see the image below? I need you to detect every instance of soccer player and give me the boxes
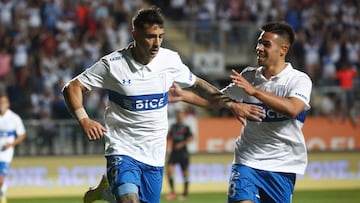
[62,6,264,203]
[0,86,26,203]
[166,110,194,201]
[177,22,312,203]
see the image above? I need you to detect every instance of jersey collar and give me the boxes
[256,63,293,81]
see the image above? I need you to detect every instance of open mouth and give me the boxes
[257,52,266,60]
[150,49,159,56]
[257,55,266,60]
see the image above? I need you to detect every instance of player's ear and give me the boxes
[131,30,136,40]
[280,44,289,57]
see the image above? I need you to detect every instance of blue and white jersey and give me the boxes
[77,46,196,166]
[222,63,312,175]
[0,110,26,163]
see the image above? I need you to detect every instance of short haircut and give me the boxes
[261,22,295,47]
[132,6,164,29]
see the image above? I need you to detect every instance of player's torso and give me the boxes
[170,124,188,142]
[105,49,180,112]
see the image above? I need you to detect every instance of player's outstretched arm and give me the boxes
[170,78,265,123]
[168,83,217,108]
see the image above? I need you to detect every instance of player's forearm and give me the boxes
[12,134,26,147]
[187,78,232,110]
[252,88,303,118]
[181,90,219,109]
[62,80,88,120]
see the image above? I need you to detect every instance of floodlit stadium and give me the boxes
[0,0,359,203]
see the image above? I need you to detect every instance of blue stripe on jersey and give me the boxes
[108,90,168,111]
[0,130,16,137]
[247,103,306,123]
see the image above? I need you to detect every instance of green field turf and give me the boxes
[8,189,360,203]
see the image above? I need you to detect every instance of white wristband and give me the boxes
[74,107,89,121]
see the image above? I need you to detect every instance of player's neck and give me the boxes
[130,46,151,65]
[262,61,286,79]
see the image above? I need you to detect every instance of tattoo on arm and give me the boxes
[186,78,233,109]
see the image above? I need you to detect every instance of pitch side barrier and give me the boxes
[6,117,360,198]
[19,115,360,156]
[7,151,360,198]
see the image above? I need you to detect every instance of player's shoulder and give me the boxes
[287,63,312,80]
[102,48,128,62]
[5,110,22,121]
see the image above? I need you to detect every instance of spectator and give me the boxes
[0,0,360,122]
[335,60,357,125]
[318,92,337,121]
[319,33,341,85]
[0,46,11,81]
[304,34,321,84]
[0,0,15,28]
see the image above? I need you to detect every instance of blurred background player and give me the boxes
[0,85,26,203]
[166,110,194,201]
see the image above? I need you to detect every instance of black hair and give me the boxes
[132,6,164,29]
[261,22,295,47]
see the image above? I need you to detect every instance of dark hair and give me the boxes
[261,22,295,47]
[132,6,164,29]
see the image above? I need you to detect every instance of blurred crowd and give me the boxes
[0,0,145,120]
[153,0,360,125]
[0,0,359,125]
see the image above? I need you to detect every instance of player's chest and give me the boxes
[0,117,16,132]
[111,68,173,94]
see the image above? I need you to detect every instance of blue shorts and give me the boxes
[106,155,164,203]
[228,164,296,203]
[0,162,9,176]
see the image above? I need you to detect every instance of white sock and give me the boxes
[0,182,7,201]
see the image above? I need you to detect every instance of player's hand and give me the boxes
[79,118,107,141]
[230,69,257,96]
[1,143,12,151]
[168,83,183,103]
[230,102,265,124]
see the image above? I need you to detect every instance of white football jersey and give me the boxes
[222,63,312,174]
[77,46,196,166]
[0,110,26,163]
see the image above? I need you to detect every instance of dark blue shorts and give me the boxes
[228,164,296,203]
[106,155,164,203]
[0,162,9,176]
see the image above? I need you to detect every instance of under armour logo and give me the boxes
[121,79,131,85]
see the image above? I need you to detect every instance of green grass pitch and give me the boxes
[8,189,360,203]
